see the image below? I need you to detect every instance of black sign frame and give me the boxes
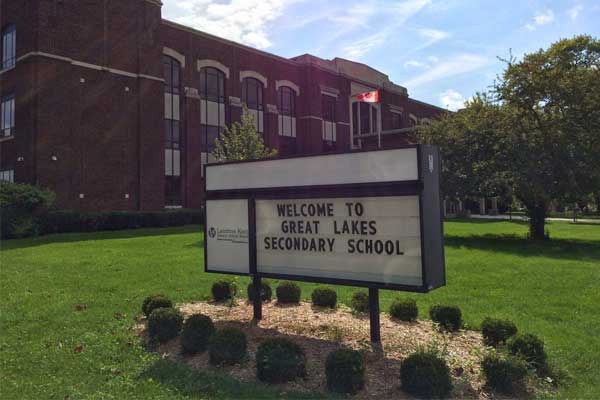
[203,144,445,294]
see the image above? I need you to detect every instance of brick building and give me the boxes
[0,0,445,211]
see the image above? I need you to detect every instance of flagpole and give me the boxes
[377,103,382,149]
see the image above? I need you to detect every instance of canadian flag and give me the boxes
[355,90,379,103]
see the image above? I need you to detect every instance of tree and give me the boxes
[421,35,600,239]
[495,35,600,238]
[211,106,277,161]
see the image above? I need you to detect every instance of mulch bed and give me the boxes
[138,300,503,398]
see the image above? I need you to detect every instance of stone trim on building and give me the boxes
[197,59,230,78]
[239,70,268,87]
[163,47,186,68]
[275,80,301,96]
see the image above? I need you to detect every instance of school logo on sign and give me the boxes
[208,227,217,238]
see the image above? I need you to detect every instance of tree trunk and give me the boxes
[528,201,547,240]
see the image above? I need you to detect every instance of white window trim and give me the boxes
[197,59,230,78]
[275,80,300,96]
[163,47,186,68]
[240,70,267,88]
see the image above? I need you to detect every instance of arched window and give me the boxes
[322,94,336,151]
[2,24,16,70]
[278,86,296,137]
[199,67,225,153]
[241,77,264,135]
[163,56,182,206]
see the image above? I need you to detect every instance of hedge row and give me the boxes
[40,209,204,234]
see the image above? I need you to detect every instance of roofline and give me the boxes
[407,97,449,113]
[162,19,300,66]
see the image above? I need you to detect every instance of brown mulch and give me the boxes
[138,301,558,399]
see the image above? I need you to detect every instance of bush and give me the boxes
[0,182,55,239]
[39,209,204,235]
[429,305,462,331]
[247,281,272,302]
[482,352,528,394]
[325,348,365,394]
[181,314,215,354]
[508,333,547,370]
[147,307,183,342]
[350,291,370,313]
[142,294,173,318]
[208,327,247,365]
[256,338,306,383]
[389,298,418,322]
[481,318,518,347]
[311,286,337,308]
[211,280,237,302]
[276,281,301,304]
[400,349,453,398]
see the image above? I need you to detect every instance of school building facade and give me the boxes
[0,0,445,211]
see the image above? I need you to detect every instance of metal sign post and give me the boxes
[369,288,381,343]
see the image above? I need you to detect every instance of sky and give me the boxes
[162,0,600,111]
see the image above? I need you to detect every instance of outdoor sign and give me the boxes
[204,145,445,293]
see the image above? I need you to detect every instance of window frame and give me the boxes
[322,94,337,149]
[163,55,183,206]
[241,77,264,134]
[1,94,15,138]
[277,86,296,138]
[2,24,16,70]
[199,67,226,153]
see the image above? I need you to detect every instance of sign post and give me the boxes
[204,145,445,343]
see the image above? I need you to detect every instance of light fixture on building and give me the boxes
[79,193,85,199]
[125,87,130,92]
[17,156,24,162]
[51,155,58,161]
[80,78,85,83]
[125,194,130,199]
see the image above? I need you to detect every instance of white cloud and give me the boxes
[525,9,555,30]
[417,28,450,48]
[164,0,296,49]
[427,55,439,63]
[404,60,428,68]
[567,5,583,20]
[403,53,489,87]
[439,89,465,111]
[342,32,387,59]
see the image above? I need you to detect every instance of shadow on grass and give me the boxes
[445,234,600,261]
[0,225,204,251]
[139,358,322,400]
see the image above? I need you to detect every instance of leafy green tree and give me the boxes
[422,35,600,239]
[211,106,277,161]
[495,35,600,238]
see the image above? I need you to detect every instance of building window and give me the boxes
[0,169,14,182]
[163,56,182,206]
[409,114,418,127]
[391,110,402,129]
[278,86,296,138]
[200,67,225,153]
[2,24,16,70]
[241,77,264,135]
[1,95,15,137]
[322,94,336,151]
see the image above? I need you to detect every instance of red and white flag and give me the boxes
[355,90,379,103]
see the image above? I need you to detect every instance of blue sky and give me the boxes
[162,0,600,110]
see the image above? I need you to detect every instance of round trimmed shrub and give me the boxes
[208,327,247,365]
[311,286,337,308]
[481,318,518,347]
[482,352,528,394]
[325,348,365,394]
[211,280,236,302]
[389,298,418,322]
[256,338,306,383]
[400,349,452,398]
[147,307,183,342]
[142,294,173,318]
[508,333,547,369]
[429,304,462,331]
[276,281,301,304]
[247,281,272,302]
[350,291,369,313]
[180,314,215,354]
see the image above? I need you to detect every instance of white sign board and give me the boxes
[256,196,423,286]
[204,146,445,292]
[205,199,249,274]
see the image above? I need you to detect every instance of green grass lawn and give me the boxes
[1,220,599,399]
